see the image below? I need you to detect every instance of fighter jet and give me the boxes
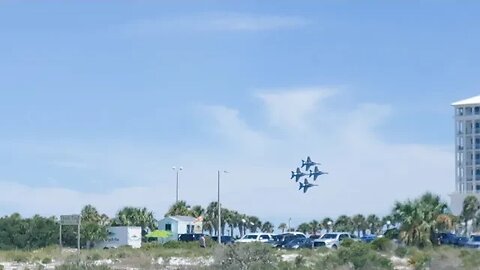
[309,166,328,181]
[299,179,318,193]
[301,156,320,171]
[291,167,307,182]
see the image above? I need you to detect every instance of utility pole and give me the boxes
[172,166,183,203]
[217,170,221,244]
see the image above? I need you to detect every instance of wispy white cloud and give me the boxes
[122,13,309,35]
[201,105,270,154]
[256,87,337,130]
[50,160,89,169]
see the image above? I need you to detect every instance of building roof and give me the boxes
[452,95,480,106]
[169,216,197,222]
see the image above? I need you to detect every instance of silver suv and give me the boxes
[313,232,357,249]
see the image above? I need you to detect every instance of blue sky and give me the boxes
[0,1,479,226]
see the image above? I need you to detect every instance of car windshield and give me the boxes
[471,235,480,242]
[243,235,257,239]
[272,235,283,241]
[321,234,338,239]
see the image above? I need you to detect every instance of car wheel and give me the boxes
[331,245,337,250]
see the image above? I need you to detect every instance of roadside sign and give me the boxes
[60,215,80,225]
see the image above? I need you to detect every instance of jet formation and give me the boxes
[290,156,328,193]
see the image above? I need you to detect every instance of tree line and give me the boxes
[1,192,480,250]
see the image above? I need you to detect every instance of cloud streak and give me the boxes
[122,13,309,35]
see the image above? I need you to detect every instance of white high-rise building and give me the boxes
[450,95,480,215]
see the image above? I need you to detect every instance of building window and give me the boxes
[466,107,473,115]
[475,107,480,115]
[477,185,480,191]
[458,108,464,116]
[165,224,172,231]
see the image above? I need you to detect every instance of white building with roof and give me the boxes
[157,215,203,242]
[451,95,480,215]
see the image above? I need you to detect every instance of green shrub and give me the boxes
[459,249,480,270]
[394,246,408,258]
[142,242,162,250]
[86,253,102,261]
[0,264,4,270]
[162,241,182,249]
[408,250,431,270]
[337,242,393,270]
[212,242,278,270]
[11,253,29,263]
[371,237,393,252]
[55,261,112,270]
[341,238,355,248]
[42,257,52,264]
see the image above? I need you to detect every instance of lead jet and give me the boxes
[309,166,328,181]
[291,167,307,182]
[299,179,318,193]
[301,156,320,171]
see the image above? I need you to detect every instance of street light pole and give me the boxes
[217,170,221,244]
[172,166,183,203]
[217,170,228,244]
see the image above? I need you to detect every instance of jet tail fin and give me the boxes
[291,171,295,179]
[301,160,306,168]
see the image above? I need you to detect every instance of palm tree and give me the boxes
[189,205,204,218]
[237,214,248,237]
[165,201,191,217]
[278,223,287,233]
[462,195,480,235]
[322,217,334,233]
[309,220,321,235]
[247,216,261,233]
[334,215,353,233]
[205,202,219,235]
[366,214,381,235]
[224,210,238,237]
[80,205,109,248]
[351,214,367,237]
[113,207,156,240]
[394,192,448,247]
[297,223,311,234]
[261,222,274,233]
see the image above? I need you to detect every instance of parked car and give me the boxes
[465,235,480,249]
[211,236,235,244]
[313,232,355,249]
[269,233,306,248]
[453,236,469,247]
[436,232,457,245]
[360,234,377,243]
[236,233,273,243]
[178,233,204,242]
[284,238,314,250]
[308,235,322,240]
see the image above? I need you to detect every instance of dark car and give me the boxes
[360,235,377,243]
[453,236,469,247]
[211,236,235,244]
[178,233,204,242]
[309,235,322,240]
[436,232,457,245]
[284,238,314,249]
[271,233,306,248]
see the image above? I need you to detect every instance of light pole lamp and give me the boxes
[327,221,333,232]
[217,170,228,244]
[172,166,183,203]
